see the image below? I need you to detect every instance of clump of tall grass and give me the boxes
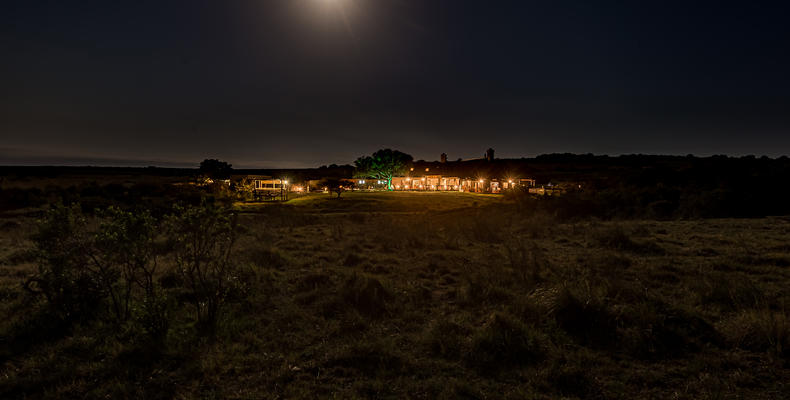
[549,285,618,348]
[323,338,405,377]
[465,312,546,372]
[696,271,767,311]
[458,261,513,306]
[343,253,364,267]
[542,356,601,399]
[463,208,513,243]
[339,274,393,317]
[719,309,789,356]
[619,298,721,360]
[503,236,546,285]
[371,215,437,250]
[295,271,333,292]
[241,246,289,270]
[248,205,317,228]
[423,318,470,360]
[593,224,664,255]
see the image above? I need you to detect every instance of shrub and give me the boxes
[92,206,161,323]
[137,295,170,346]
[23,204,103,323]
[23,203,174,347]
[0,187,46,210]
[165,201,240,335]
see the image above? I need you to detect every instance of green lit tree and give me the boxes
[354,149,413,191]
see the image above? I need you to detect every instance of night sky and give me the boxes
[2,0,789,168]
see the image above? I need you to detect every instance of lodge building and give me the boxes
[390,176,535,193]
[229,149,540,195]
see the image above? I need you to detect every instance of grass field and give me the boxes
[236,191,502,213]
[1,191,789,399]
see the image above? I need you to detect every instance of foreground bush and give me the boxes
[23,204,103,323]
[165,201,240,335]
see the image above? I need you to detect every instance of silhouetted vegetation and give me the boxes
[319,177,354,199]
[165,201,240,335]
[198,158,233,180]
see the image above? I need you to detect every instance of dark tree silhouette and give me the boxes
[320,178,354,199]
[354,149,413,190]
[199,159,233,180]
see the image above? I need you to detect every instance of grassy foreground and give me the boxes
[1,192,789,399]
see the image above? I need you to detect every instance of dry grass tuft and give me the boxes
[465,312,546,372]
[719,309,790,356]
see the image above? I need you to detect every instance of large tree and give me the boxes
[354,149,413,191]
[319,178,354,199]
[199,159,233,180]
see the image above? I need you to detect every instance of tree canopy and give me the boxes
[319,178,354,199]
[199,159,233,180]
[354,149,413,190]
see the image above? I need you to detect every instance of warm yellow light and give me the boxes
[284,180,289,185]
[479,179,484,183]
